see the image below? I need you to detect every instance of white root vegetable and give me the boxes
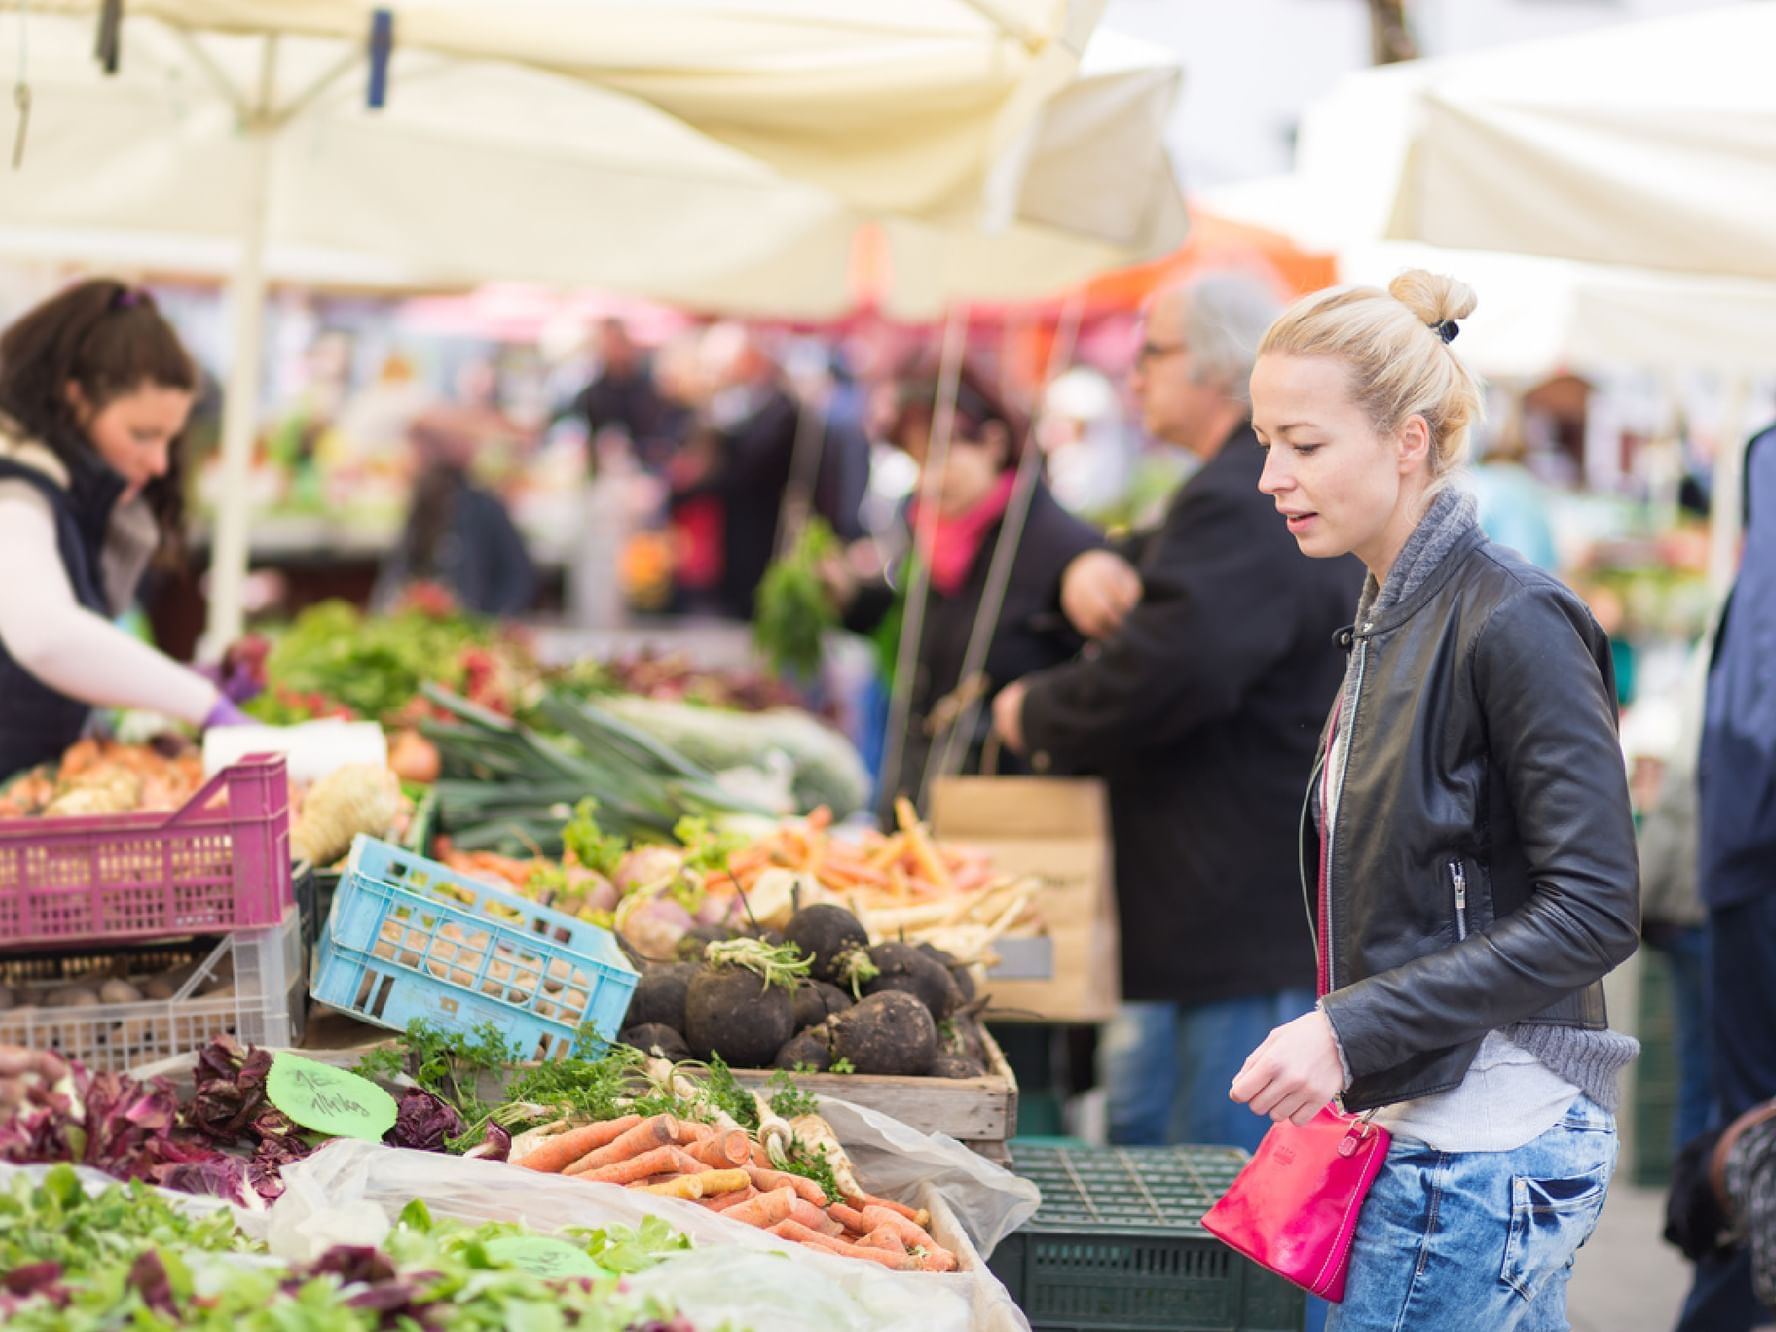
[753,1091,796,1168]
[788,1112,865,1202]
[98,980,143,1005]
[292,764,400,867]
[507,1118,572,1166]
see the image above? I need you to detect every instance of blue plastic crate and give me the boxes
[312,836,638,1060]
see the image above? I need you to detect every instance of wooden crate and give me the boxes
[735,1026,1018,1162]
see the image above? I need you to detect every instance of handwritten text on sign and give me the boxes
[266,1054,398,1141]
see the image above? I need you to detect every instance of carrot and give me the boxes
[805,806,834,832]
[638,1175,704,1200]
[863,834,906,872]
[703,1185,759,1212]
[676,1121,716,1142]
[574,1145,687,1186]
[692,1168,751,1196]
[827,1202,870,1233]
[845,1192,931,1230]
[859,1228,906,1253]
[745,1164,831,1208]
[517,1115,643,1173]
[822,857,892,888]
[750,1142,774,1169]
[720,1186,797,1229]
[768,1221,915,1271]
[789,1198,844,1236]
[563,1115,680,1174]
[685,1130,752,1169]
[860,1205,951,1265]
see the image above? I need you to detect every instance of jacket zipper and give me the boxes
[1451,859,1469,940]
[1321,642,1366,994]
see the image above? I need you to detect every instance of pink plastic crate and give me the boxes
[0,753,293,949]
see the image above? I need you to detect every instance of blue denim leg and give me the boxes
[1168,986,1317,1153]
[1327,1096,1618,1332]
[1657,924,1717,1147]
[1099,1001,1179,1146]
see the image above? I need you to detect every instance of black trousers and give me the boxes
[1678,895,1776,1332]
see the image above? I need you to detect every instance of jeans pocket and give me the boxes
[1499,1171,1609,1302]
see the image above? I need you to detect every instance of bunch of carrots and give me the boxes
[513,1111,959,1272]
[705,799,995,902]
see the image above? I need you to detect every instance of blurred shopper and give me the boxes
[991,274,1360,1153]
[654,330,726,615]
[1682,422,1776,1332]
[573,319,665,462]
[703,327,865,618]
[1635,645,1717,1154]
[1235,272,1639,1330]
[828,358,1101,810]
[0,279,249,781]
[1470,404,1560,571]
[377,406,536,618]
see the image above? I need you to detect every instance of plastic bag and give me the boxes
[273,1138,1028,1331]
[818,1094,1040,1256]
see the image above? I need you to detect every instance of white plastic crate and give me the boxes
[0,906,307,1073]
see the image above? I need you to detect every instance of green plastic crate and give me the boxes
[989,1145,1305,1331]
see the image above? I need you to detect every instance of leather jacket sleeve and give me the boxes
[1319,584,1641,1079]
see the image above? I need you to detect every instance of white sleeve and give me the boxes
[0,488,221,725]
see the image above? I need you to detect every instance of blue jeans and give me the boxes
[1100,988,1316,1153]
[1645,921,1717,1150]
[1327,1095,1618,1332]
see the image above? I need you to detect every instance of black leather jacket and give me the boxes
[1311,527,1640,1112]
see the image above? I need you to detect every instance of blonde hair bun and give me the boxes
[1387,270,1478,328]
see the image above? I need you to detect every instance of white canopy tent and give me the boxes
[0,1,1184,647]
[1292,2,1776,281]
[1207,169,1775,593]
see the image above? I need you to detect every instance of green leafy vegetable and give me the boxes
[765,1070,819,1122]
[754,519,839,678]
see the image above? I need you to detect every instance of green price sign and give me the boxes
[266,1054,398,1141]
[483,1236,602,1280]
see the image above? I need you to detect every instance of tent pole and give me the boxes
[918,287,1085,804]
[199,35,278,659]
[876,304,968,820]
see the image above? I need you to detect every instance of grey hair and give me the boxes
[1167,272,1284,407]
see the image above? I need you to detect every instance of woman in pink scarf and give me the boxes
[829,358,1105,821]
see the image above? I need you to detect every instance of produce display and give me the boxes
[436,799,1036,975]
[0,1164,696,1330]
[354,1022,964,1274]
[550,651,811,714]
[0,739,204,818]
[240,598,534,727]
[421,687,778,855]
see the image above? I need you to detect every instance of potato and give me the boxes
[372,940,396,962]
[98,979,143,1005]
[50,986,99,1008]
[141,976,177,1000]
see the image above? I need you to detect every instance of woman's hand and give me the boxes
[1229,1010,1347,1126]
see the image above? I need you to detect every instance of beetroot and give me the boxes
[862,942,962,1021]
[684,962,795,1068]
[784,905,870,986]
[828,990,937,1076]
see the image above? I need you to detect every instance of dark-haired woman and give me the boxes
[827,360,1104,812]
[0,279,244,781]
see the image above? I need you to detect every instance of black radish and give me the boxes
[828,990,937,1076]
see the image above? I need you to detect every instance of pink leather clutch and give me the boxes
[1200,1105,1391,1303]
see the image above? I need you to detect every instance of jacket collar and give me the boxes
[1353,489,1485,638]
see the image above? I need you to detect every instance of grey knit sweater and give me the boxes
[1327,488,1638,1115]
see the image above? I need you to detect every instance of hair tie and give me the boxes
[1430,318,1459,344]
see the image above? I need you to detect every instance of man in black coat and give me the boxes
[993,273,1362,1151]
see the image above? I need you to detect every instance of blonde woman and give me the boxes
[1229,271,1639,1329]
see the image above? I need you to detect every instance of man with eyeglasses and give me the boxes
[992,271,1362,1152]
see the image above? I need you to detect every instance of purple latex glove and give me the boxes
[203,696,252,729]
